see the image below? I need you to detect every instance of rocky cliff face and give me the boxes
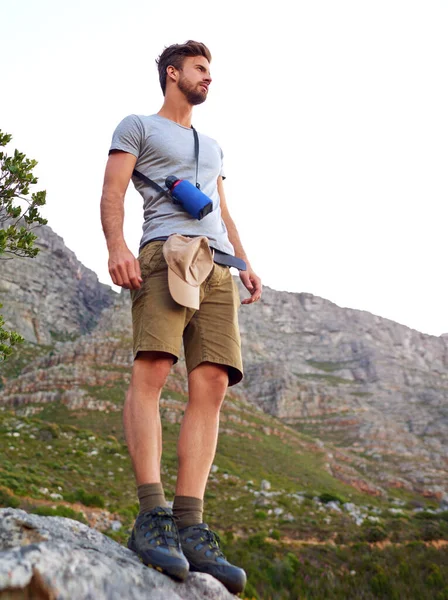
[236,286,448,496]
[0,225,114,344]
[1,230,447,498]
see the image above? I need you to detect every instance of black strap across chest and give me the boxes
[133,125,200,193]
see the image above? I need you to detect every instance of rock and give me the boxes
[342,503,366,526]
[290,494,305,504]
[326,501,342,512]
[211,465,219,473]
[254,496,271,508]
[261,480,271,491]
[0,508,235,600]
[388,508,404,515]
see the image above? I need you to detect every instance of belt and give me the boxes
[145,236,247,271]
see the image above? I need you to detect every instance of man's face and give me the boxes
[176,56,212,105]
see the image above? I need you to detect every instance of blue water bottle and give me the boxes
[165,176,213,220]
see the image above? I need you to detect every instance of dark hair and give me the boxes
[156,40,212,95]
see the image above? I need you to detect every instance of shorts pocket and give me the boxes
[139,242,164,279]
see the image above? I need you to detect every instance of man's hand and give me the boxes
[108,246,142,290]
[239,268,262,305]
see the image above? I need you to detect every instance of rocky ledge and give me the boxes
[0,508,235,600]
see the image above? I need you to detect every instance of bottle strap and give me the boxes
[132,169,167,194]
[191,125,200,189]
[133,124,200,191]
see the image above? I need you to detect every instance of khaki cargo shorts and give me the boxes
[130,241,243,386]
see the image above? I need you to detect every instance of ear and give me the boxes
[166,65,178,83]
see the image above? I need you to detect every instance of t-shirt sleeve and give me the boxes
[219,147,226,180]
[109,114,143,158]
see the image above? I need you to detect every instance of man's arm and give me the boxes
[217,176,262,304]
[100,151,142,290]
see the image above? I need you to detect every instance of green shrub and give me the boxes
[0,488,20,508]
[248,532,267,549]
[370,565,397,598]
[242,580,259,599]
[427,564,445,588]
[117,505,138,520]
[406,541,426,550]
[398,560,411,582]
[224,530,234,544]
[254,510,267,520]
[390,530,402,543]
[334,532,347,544]
[416,511,441,520]
[416,511,448,522]
[270,529,281,540]
[319,492,345,505]
[37,423,60,439]
[32,505,86,524]
[64,489,105,508]
[420,522,442,541]
[362,525,388,543]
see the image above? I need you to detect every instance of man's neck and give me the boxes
[158,97,193,128]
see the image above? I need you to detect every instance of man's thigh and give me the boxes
[183,265,243,386]
[131,242,188,362]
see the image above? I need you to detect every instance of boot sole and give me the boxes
[128,539,189,581]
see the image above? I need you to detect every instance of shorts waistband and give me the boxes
[143,236,247,271]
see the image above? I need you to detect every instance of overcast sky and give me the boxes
[2,0,447,337]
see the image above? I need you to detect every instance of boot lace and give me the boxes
[140,507,179,547]
[193,527,226,559]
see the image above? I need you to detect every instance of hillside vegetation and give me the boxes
[1,377,447,599]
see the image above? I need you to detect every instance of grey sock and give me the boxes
[138,482,167,515]
[173,495,204,530]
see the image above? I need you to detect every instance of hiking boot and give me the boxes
[179,523,246,594]
[128,506,189,581]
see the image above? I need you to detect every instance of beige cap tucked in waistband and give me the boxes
[162,234,214,310]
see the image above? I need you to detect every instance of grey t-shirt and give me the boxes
[109,114,234,255]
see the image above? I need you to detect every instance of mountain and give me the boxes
[0,224,114,344]
[1,225,447,500]
[236,287,448,498]
[1,225,448,599]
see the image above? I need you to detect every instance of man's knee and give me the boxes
[190,362,229,396]
[131,351,174,391]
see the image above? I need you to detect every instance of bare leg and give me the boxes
[175,362,228,498]
[123,351,173,485]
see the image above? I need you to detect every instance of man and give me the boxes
[100,40,262,595]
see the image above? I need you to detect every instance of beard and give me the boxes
[177,74,207,106]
